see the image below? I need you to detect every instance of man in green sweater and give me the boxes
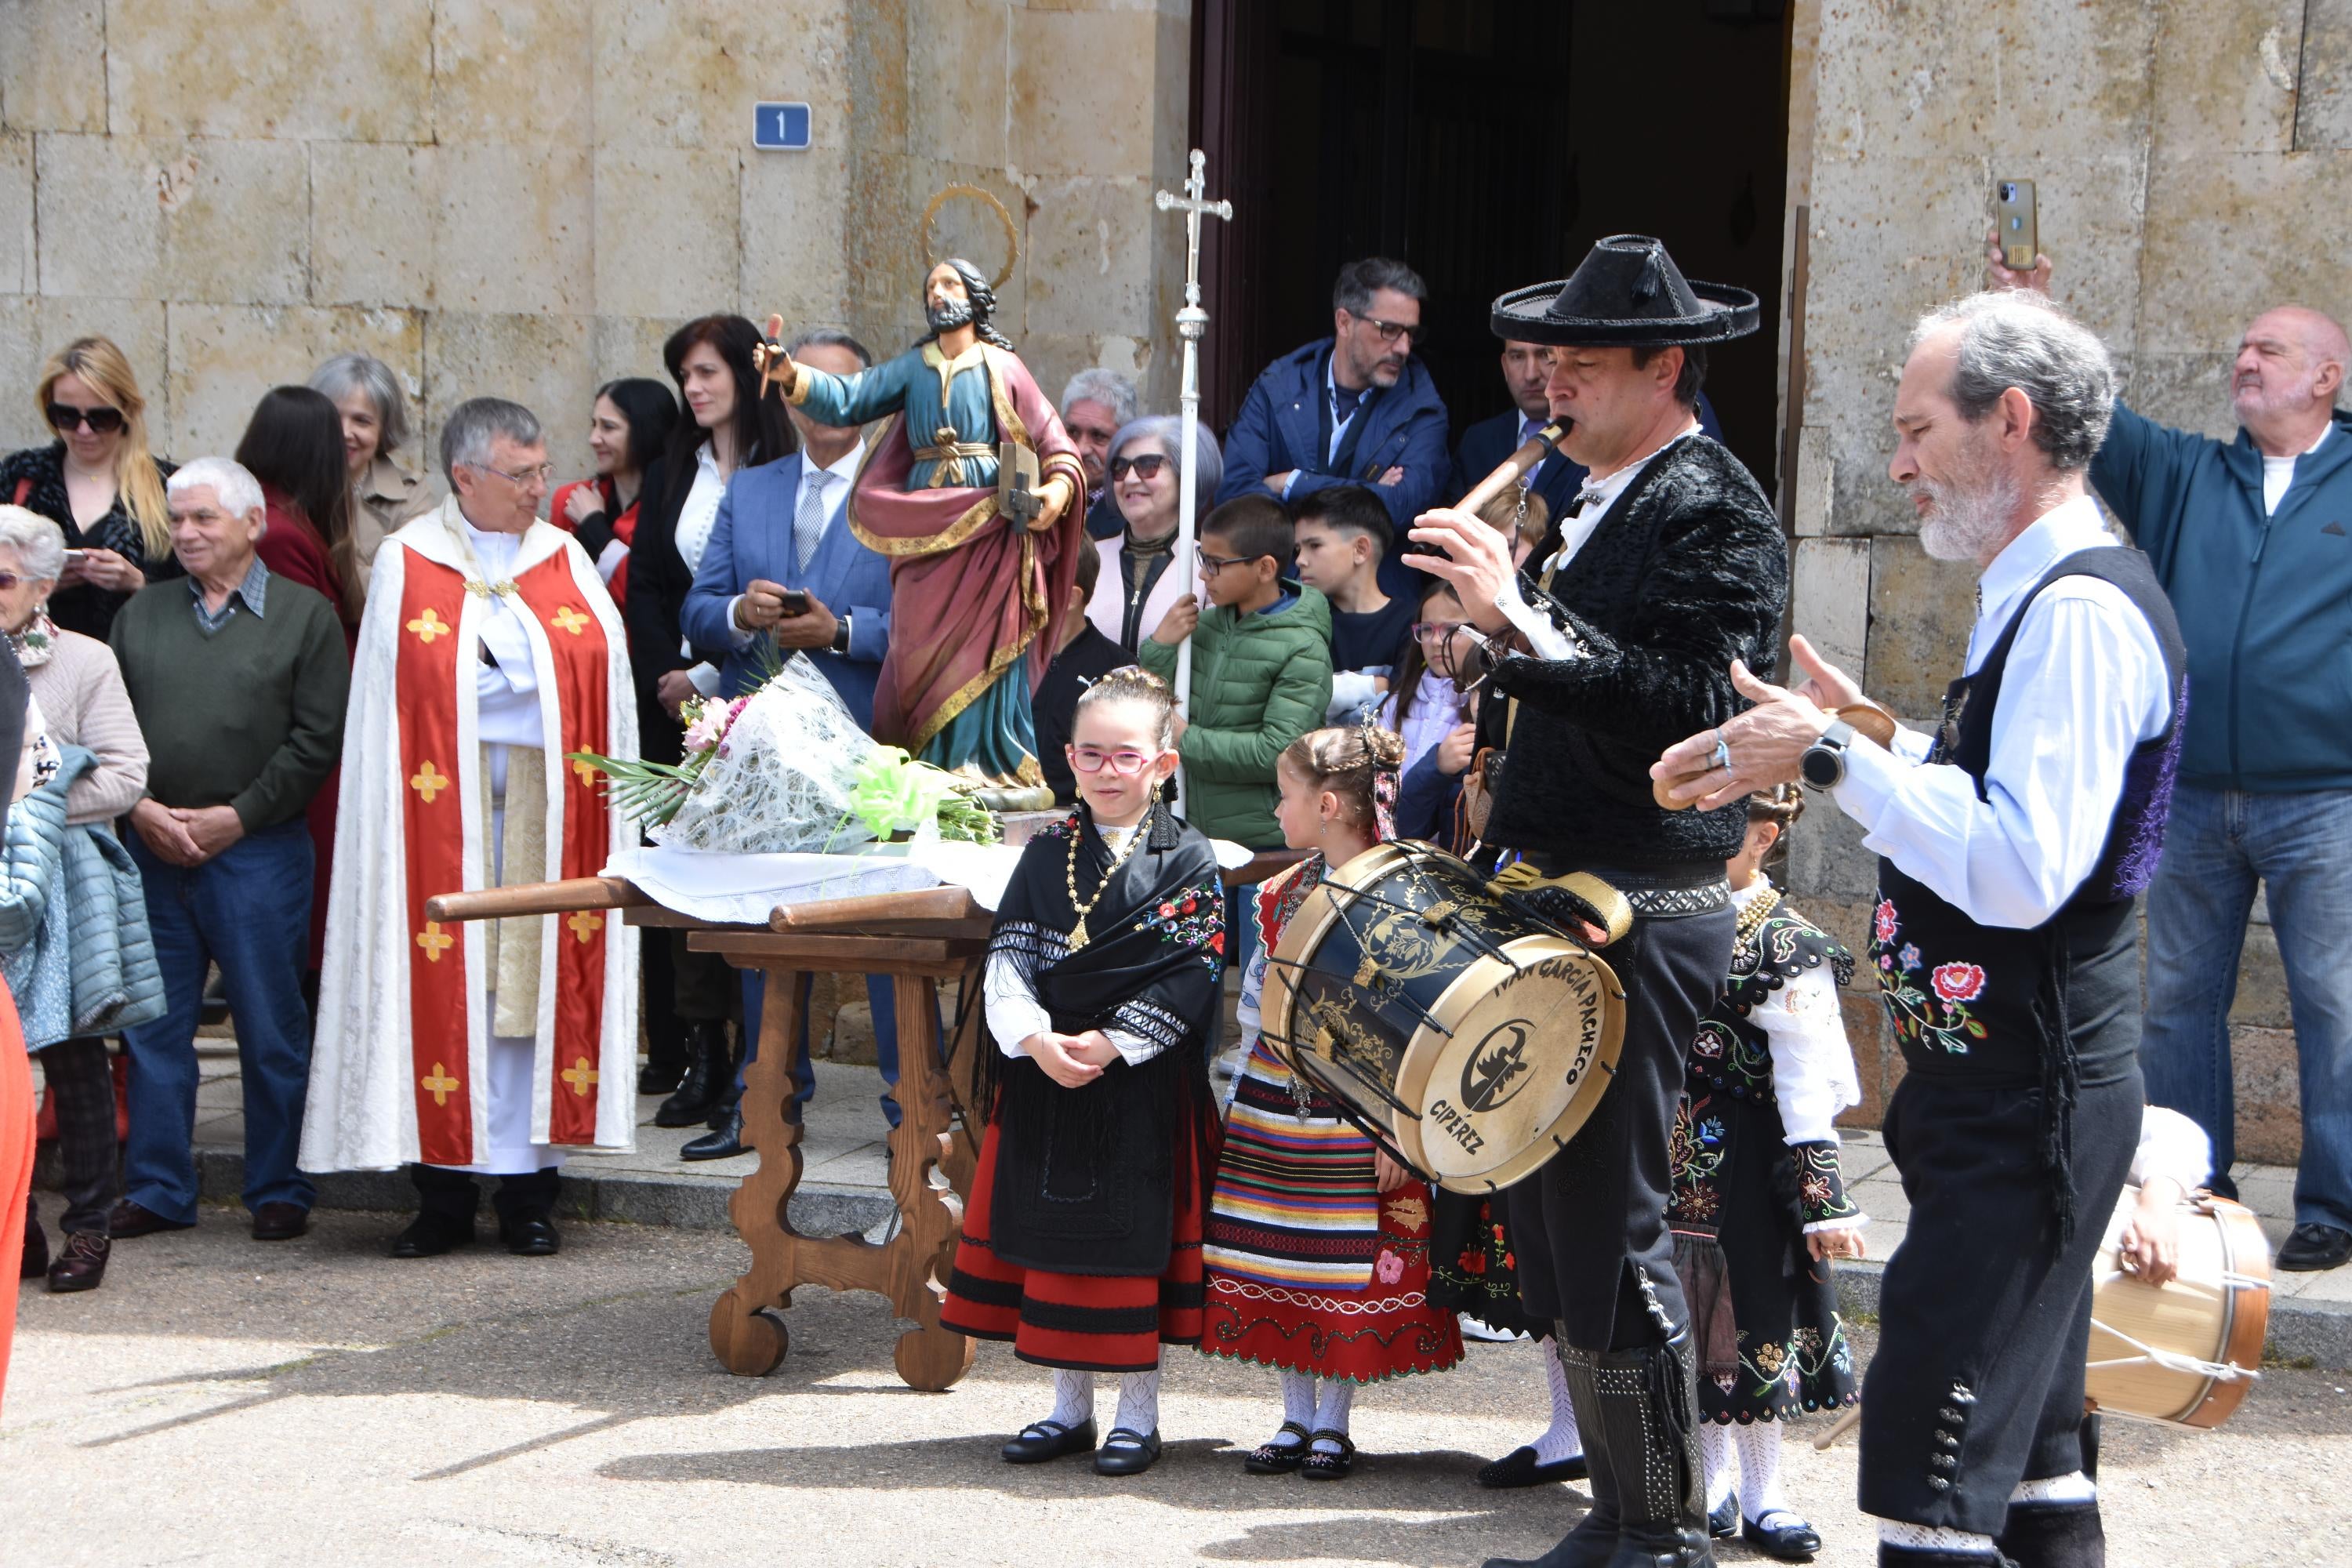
[1140,493,1333,978]
[107,456,348,1246]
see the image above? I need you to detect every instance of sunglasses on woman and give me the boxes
[1109,453,1167,481]
[47,402,125,435]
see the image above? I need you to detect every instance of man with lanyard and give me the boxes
[1410,234,1786,1568]
[1658,289,2184,1568]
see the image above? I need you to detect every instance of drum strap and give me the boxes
[1486,863,1635,947]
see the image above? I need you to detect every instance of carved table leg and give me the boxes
[880,971,975,1391]
[711,965,806,1376]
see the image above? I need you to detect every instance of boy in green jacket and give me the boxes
[1140,495,1334,974]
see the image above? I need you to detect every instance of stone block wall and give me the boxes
[1782,0,2326,1164]
[0,0,1193,481]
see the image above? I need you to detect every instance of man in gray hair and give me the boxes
[303,397,639,1263]
[1654,290,2187,1567]
[1059,367,1136,538]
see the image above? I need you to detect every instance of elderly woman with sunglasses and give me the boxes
[0,338,179,641]
[0,506,160,1294]
[1084,414,1223,655]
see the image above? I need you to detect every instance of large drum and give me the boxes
[2085,1189,2270,1428]
[1261,842,1624,1195]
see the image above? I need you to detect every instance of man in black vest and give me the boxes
[1658,289,2186,1568]
[1411,235,1787,1568]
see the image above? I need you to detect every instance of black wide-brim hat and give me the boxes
[1491,234,1761,347]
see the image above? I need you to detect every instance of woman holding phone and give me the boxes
[0,339,178,641]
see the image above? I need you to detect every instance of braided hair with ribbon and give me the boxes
[1279,720,1406,844]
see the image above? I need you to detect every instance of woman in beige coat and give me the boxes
[308,353,437,593]
[0,506,148,1292]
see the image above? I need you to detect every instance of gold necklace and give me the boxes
[1065,815,1148,950]
[1733,884,1781,950]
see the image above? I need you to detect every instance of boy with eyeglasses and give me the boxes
[1292,484,1415,722]
[1140,495,1332,978]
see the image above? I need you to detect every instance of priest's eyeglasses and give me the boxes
[1068,746,1163,776]
[481,461,556,488]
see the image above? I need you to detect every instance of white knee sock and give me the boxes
[1111,1365,1160,1436]
[1734,1420,1789,1523]
[1270,1369,1316,1445]
[2011,1469,2096,1505]
[1532,1337,1585,1464]
[1877,1519,1999,1555]
[1048,1367,1094,1428]
[1700,1422,1737,1512]
[1311,1377,1356,1453]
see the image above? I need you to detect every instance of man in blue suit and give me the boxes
[1449,338,1724,526]
[680,328,906,1158]
[1215,257,1450,597]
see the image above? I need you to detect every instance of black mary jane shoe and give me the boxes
[1741,1512,1822,1562]
[1001,1417,1098,1465]
[1243,1421,1312,1475]
[1298,1429,1356,1481]
[1476,1444,1589,1488]
[1094,1427,1163,1476]
[1708,1496,1739,1540]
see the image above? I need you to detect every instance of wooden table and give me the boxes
[427,851,1302,1392]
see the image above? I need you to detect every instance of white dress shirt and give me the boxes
[1831,493,2172,930]
[985,819,1157,1065]
[726,438,867,650]
[2129,1105,2212,1192]
[2261,423,2330,515]
[675,444,729,696]
[1494,422,1702,659]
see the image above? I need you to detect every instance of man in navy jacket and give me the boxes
[1994,239,2352,1273]
[1216,256,1450,597]
[679,328,908,1158]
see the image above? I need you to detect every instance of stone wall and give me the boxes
[1782,0,2326,1162]
[0,0,1194,481]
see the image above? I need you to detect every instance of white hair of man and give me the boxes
[439,397,544,485]
[1061,368,1138,426]
[0,506,67,581]
[167,456,267,526]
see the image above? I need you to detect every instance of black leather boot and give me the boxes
[1481,1337,1624,1568]
[1584,1327,1713,1568]
[1994,1501,2103,1568]
[654,1019,731,1127]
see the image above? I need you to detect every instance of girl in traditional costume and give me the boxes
[1200,723,1465,1480]
[1669,786,1867,1562]
[939,667,1226,1478]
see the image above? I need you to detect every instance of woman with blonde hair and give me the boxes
[0,337,176,640]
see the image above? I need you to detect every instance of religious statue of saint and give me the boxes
[756,259,1086,793]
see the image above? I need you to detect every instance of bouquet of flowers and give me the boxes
[572,651,997,852]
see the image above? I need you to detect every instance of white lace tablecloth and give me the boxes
[604,838,1256,927]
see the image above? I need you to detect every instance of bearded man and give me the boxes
[754,260,1085,793]
[1658,289,2185,1568]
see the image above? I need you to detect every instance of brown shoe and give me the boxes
[107,1200,195,1239]
[251,1203,309,1241]
[47,1231,109,1292]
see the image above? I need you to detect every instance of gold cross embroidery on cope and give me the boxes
[415,920,456,961]
[570,757,599,785]
[566,910,604,943]
[561,1056,598,1096]
[420,1063,459,1106]
[408,760,449,803]
[405,607,451,644]
[550,604,590,636]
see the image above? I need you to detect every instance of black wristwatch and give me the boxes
[1800,719,1856,792]
[830,614,853,655]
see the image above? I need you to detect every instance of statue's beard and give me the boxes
[927,296,977,334]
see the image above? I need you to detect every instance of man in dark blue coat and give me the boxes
[1215,256,1450,596]
[1450,338,1725,526]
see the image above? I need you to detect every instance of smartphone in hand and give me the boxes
[1996,180,2038,270]
[779,588,811,617]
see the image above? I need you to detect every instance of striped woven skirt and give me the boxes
[1200,1040,1464,1381]
[940,1110,1208,1374]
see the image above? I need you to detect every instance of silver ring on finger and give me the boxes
[1710,731,1732,774]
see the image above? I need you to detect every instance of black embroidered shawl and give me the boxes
[982,800,1225,1276]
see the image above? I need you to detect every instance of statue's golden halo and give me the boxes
[920,183,1019,290]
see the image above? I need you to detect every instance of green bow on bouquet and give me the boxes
[848,746,999,844]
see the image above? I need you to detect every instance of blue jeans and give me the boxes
[2142,784,2352,1232]
[122,822,318,1222]
[742,972,918,1128]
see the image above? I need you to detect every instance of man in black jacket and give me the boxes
[1412,235,1785,1568]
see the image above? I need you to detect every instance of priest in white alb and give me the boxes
[303,397,638,1259]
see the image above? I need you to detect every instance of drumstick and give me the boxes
[1813,1406,1861,1450]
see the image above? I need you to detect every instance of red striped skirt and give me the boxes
[941,1115,1208,1374]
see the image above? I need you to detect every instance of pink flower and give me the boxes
[1374,1250,1404,1285]
[681,707,728,753]
[1873,899,1899,945]
[1931,962,1986,1005]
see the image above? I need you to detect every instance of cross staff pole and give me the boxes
[1154,150,1231,810]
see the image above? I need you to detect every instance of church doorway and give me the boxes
[1191,0,1793,494]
